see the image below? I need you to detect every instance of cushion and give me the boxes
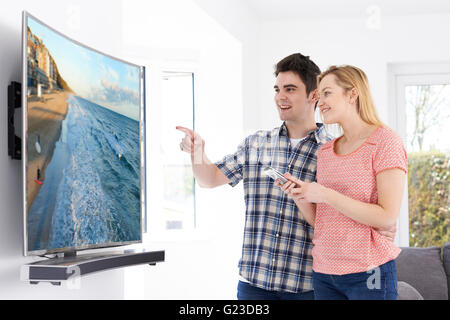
[396,246,448,300]
[397,281,424,300]
[443,242,450,299]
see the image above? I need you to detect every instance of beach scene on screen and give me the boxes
[26,17,142,252]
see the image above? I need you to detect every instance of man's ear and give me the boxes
[308,89,319,105]
[308,89,319,111]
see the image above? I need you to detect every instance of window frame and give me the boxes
[160,70,197,232]
[388,62,450,247]
[144,62,206,243]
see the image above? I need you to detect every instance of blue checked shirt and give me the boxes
[215,123,332,293]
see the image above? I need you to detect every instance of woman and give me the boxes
[276,65,407,300]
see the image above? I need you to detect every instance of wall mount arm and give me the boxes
[8,81,22,160]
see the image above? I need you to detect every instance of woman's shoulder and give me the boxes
[318,138,337,153]
[368,126,405,150]
[378,126,401,137]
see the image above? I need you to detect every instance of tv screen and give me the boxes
[22,12,145,256]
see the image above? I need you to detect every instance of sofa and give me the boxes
[396,242,450,300]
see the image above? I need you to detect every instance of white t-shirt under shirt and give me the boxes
[290,136,307,152]
[290,137,303,148]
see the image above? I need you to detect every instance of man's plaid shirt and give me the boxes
[215,123,332,293]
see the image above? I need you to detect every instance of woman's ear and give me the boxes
[349,88,358,104]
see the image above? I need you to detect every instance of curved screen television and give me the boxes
[21,12,146,256]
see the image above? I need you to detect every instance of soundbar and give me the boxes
[21,249,165,285]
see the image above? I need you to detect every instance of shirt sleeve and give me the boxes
[373,129,407,176]
[214,137,248,187]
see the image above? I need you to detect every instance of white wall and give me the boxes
[119,0,248,299]
[255,12,450,131]
[193,0,261,135]
[0,0,126,299]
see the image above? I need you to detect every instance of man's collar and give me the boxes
[279,122,289,136]
[279,122,327,143]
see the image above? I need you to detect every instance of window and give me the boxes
[393,69,450,248]
[160,71,196,231]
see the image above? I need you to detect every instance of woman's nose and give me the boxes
[317,97,324,107]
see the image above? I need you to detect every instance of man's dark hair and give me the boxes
[274,53,321,95]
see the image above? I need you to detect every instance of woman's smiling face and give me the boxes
[317,73,353,124]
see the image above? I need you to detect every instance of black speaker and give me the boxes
[7,81,21,160]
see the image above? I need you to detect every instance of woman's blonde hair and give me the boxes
[317,65,384,127]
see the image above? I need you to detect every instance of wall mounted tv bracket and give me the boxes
[8,81,22,160]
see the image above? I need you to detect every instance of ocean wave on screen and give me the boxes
[47,95,141,250]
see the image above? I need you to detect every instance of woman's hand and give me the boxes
[275,173,327,204]
[275,174,302,201]
[274,173,319,227]
[374,224,397,243]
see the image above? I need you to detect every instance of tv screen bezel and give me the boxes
[22,11,146,256]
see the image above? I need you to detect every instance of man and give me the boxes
[177,53,393,300]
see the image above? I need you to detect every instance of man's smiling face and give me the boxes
[274,71,311,123]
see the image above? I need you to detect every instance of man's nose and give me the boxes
[275,91,287,101]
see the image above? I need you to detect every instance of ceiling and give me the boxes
[242,0,450,21]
